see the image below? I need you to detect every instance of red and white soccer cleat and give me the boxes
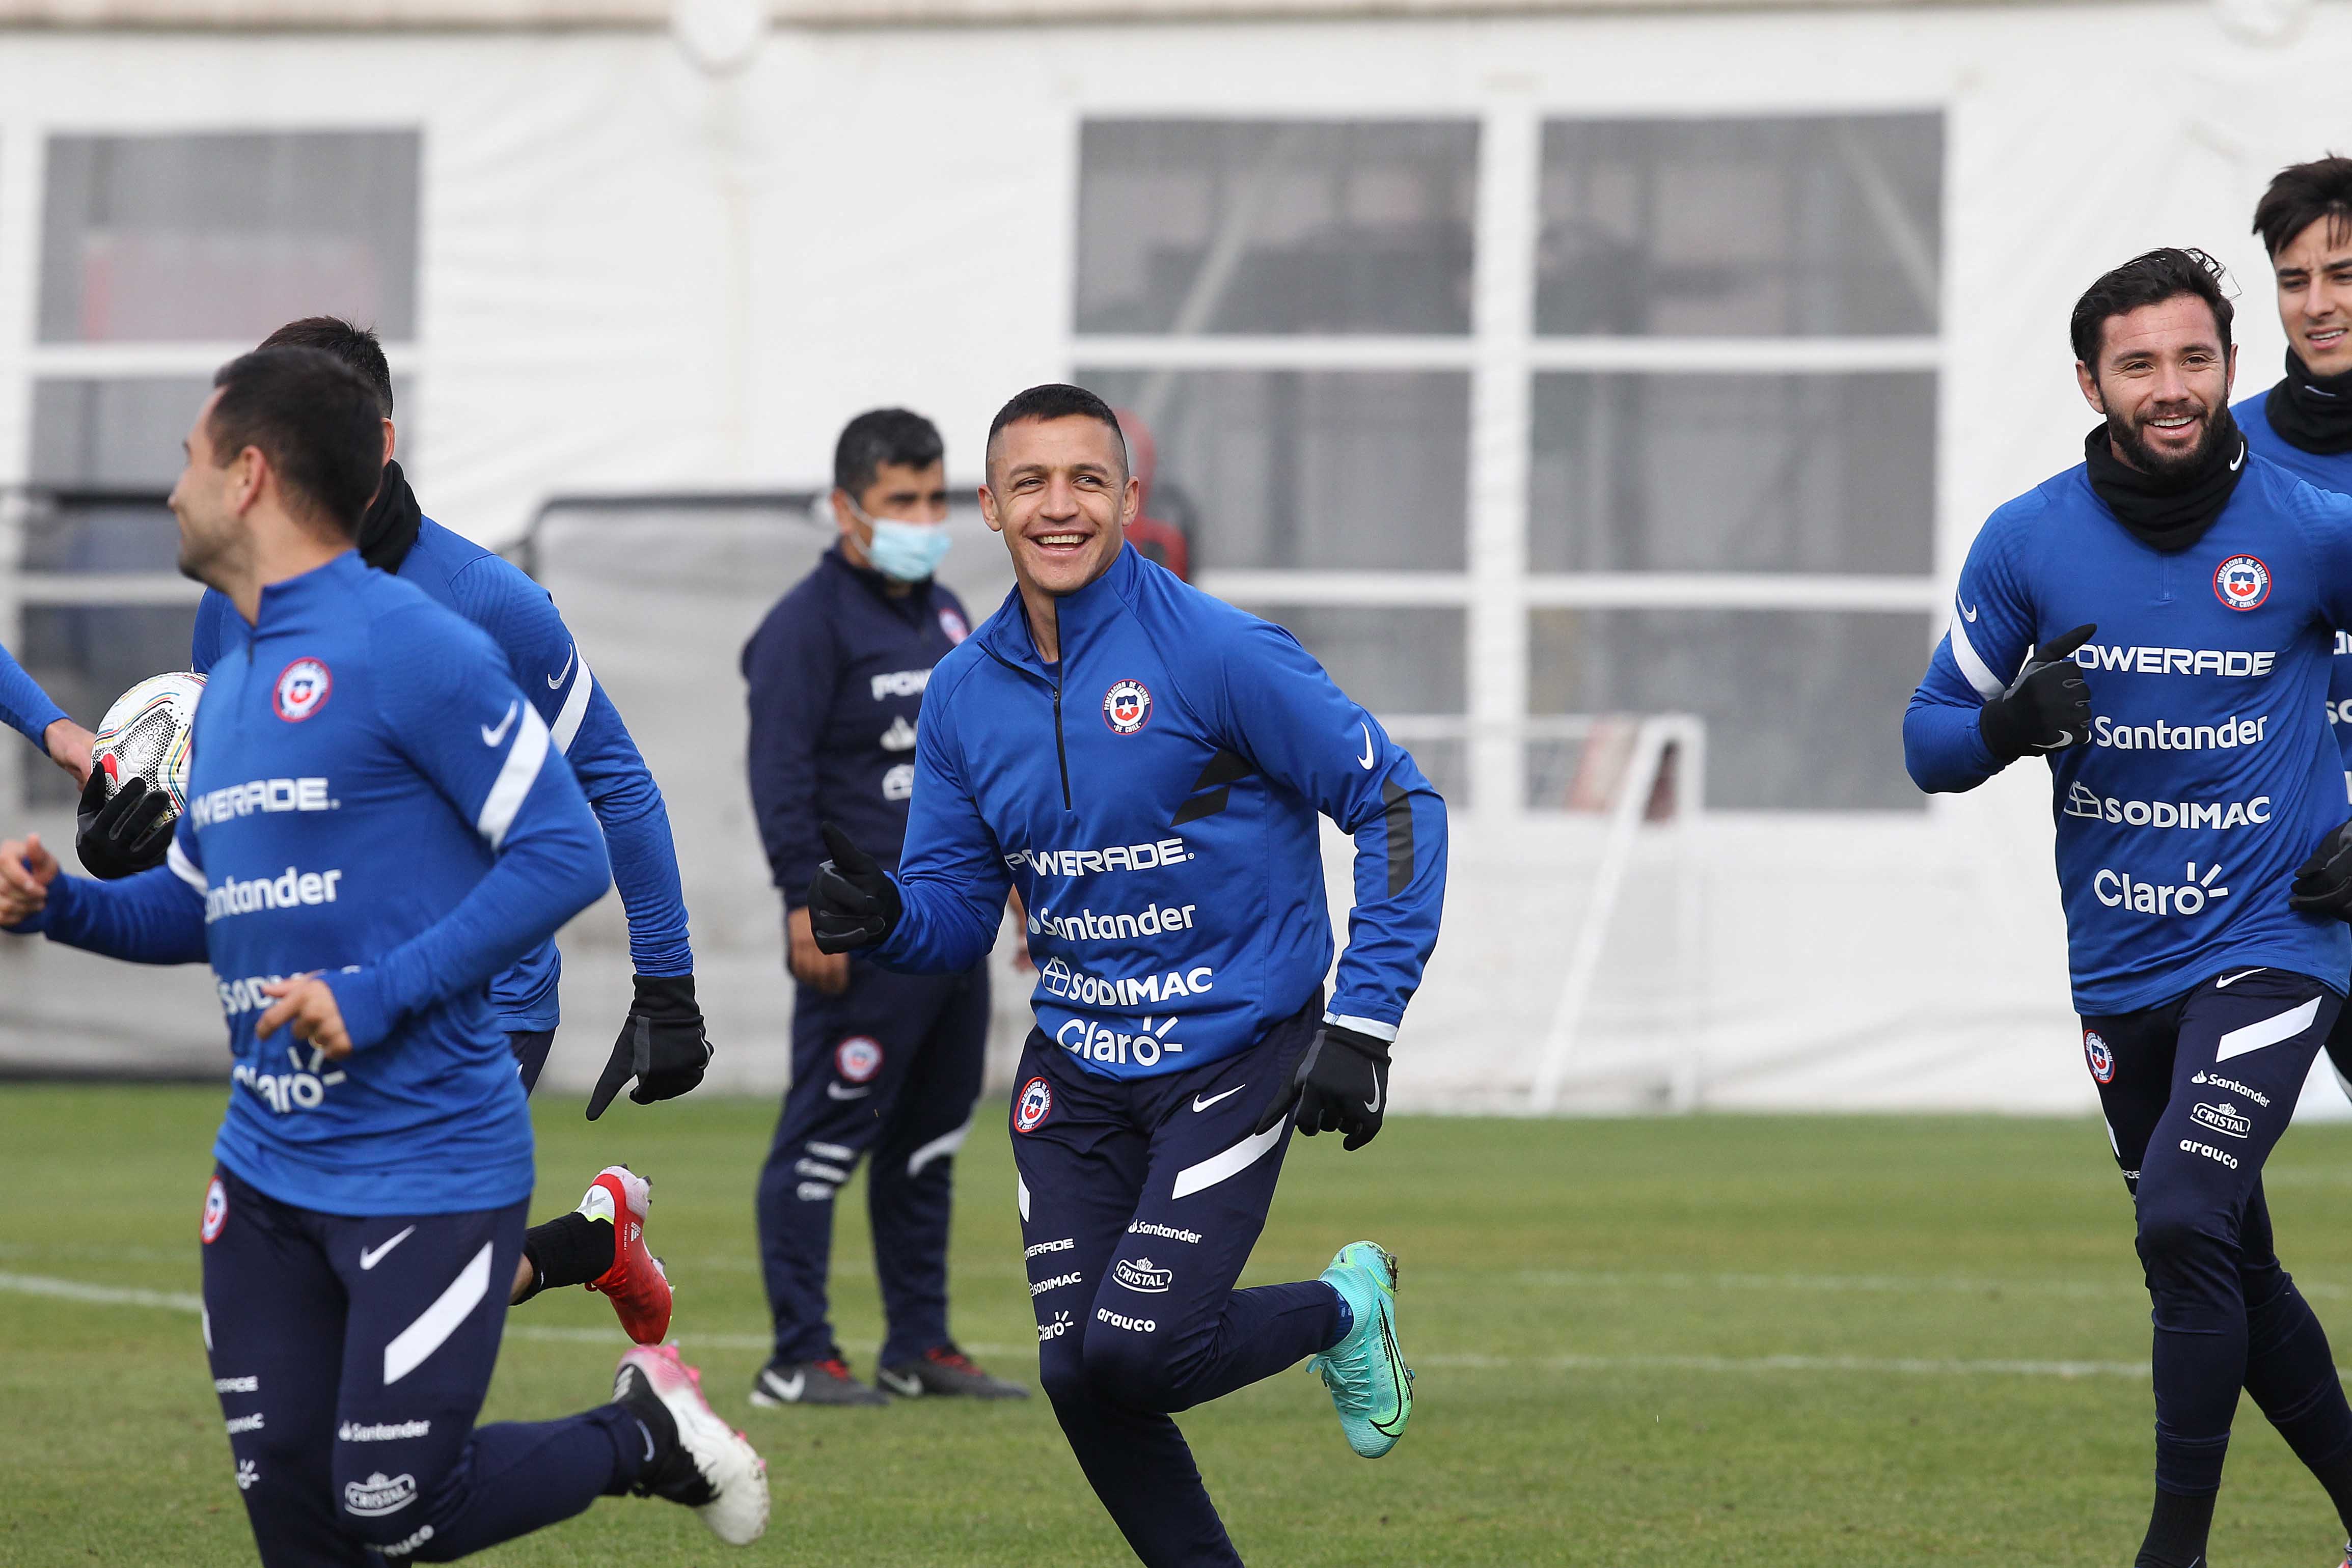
[613,1343,769,1546]
[580,1165,672,1345]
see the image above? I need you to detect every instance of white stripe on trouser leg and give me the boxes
[475,705,551,849]
[1948,610,2005,700]
[384,1242,493,1386]
[1017,1176,1029,1223]
[2333,1056,2352,1106]
[1170,1120,1284,1201]
[551,652,594,755]
[202,1304,212,1352]
[2214,997,2323,1063]
[907,1121,970,1178]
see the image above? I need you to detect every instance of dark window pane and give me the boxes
[40,131,422,343]
[1076,120,1477,336]
[1235,604,1465,715]
[1537,115,1942,337]
[1528,372,1935,574]
[1529,609,1929,810]
[32,376,211,490]
[1078,370,1467,571]
[19,604,200,805]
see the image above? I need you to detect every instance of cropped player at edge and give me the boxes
[0,641,95,787]
[78,317,707,1338]
[0,349,766,1563]
[809,384,1447,1567]
[1906,249,2352,1568]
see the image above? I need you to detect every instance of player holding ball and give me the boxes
[808,384,1447,1567]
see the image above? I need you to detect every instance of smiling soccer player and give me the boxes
[1907,249,2352,1568]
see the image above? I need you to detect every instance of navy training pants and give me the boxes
[1014,996,1346,1568]
[200,1166,649,1564]
[756,959,989,1365]
[2083,966,2352,1501]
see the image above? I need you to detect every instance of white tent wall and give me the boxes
[0,4,2345,1116]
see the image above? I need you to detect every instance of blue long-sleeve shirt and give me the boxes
[0,639,68,753]
[2239,388,2352,797]
[742,547,971,907]
[876,543,1447,1075]
[193,515,690,1031]
[1905,453,2352,1014]
[13,552,610,1215]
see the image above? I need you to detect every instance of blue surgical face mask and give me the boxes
[856,507,952,583]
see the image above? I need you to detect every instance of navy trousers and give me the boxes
[755,958,989,1365]
[2084,966,2352,1500]
[506,1029,556,1096]
[201,1166,649,1564]
[1014,997,1346,1568]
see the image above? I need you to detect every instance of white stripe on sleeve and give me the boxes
[1948,606,2005,700]
[1324,1011,1398,1042]
[551,649,594,756]
[476,702,551,850]
[166,839,207,894]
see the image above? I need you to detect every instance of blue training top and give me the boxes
[16,553,611,1215]
[2238,388,2352,800]
[874,543,1448,1076]
[193,515,690,1032]
[0,639,68,753]
[1905,451,2352,1016]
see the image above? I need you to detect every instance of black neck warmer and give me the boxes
[2264,350,2352,455]
[358,459,424,572]
[2082,415,2248,552]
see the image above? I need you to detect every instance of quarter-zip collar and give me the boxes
[977,542,1140,676]
[249,549,366,632]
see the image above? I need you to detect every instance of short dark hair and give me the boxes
[834,408,944,499]
[207,347,384,538]
[2069,248,2235,366]
[2254,155,2352,258]
[257,316,394,421]
[986,384,1129,477]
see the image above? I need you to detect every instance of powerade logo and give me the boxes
[2064,784,2271,829]
[190,777,333,827]
[2072,644,2275,677]
[1006,839,1192,878]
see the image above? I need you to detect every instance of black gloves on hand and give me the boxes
[75,771,175,880]
[807,823,901,955]
[2291,822,2352,920]
[1978,624,2097,763]
[587,974,713,1120]
[1253,1022,1391,1152]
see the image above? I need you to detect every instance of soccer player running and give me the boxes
[0,348,765,1562]
[808,384,1447,1566]
[78,317,701,1339]
[744,407,1024,1405]
[1907,248,2352,1568]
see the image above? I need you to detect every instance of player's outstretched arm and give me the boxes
[0,638,93,785]
[325,613,614,1053]
[0,826,207,964]
[1903,513,2079,793]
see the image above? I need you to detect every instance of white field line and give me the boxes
[0,1271,2161,1380]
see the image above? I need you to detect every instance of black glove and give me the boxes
[1252,1023,1391,1152]
[807,822,901,954]
[2291,821,2352,919]
[587,974,713,1120]
[75,770,175,880]
[1978,624,2097,763]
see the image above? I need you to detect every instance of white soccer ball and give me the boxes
[91,672,206,818]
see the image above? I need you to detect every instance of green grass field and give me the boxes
[11,1087,2352,1566]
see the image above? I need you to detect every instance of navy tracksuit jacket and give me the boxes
[742,546,983,1367]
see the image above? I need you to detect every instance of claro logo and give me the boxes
[2093,862,2228,916]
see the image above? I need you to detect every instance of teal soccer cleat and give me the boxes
[1308,1241,1413,1458]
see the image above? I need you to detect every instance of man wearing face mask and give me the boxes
[742,407,1024,1407]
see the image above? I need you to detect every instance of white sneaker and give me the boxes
[612,1343,770,1546]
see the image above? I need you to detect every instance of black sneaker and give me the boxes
[875,1343,1030,1400]
[749,1353,888,1408]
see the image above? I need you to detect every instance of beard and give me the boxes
[2107,400,2230,484]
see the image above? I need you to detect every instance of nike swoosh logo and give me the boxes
[359,1226,416,1271]
[827,1083,871,1101]
[1364,1078,1384,1115]
[1357,723,1375,771]
[2032,734,2074,752]
[1192,1085,1246,1113]
[480,701,518,747]
[878,1369,923,1396]
[1959,600,1978,622]
[2216,968,2265,988]
[547,644,576,690]
[2229,442,2247,473]
[765,1370,806,1401]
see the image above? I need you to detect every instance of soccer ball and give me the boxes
[90,672,206,818]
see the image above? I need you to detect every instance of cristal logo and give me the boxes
[1113,1257,1172,1295]
[343,1472,418,1517]
[2191,1102,2252,1140]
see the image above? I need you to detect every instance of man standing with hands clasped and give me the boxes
[807,384,1447,1567]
